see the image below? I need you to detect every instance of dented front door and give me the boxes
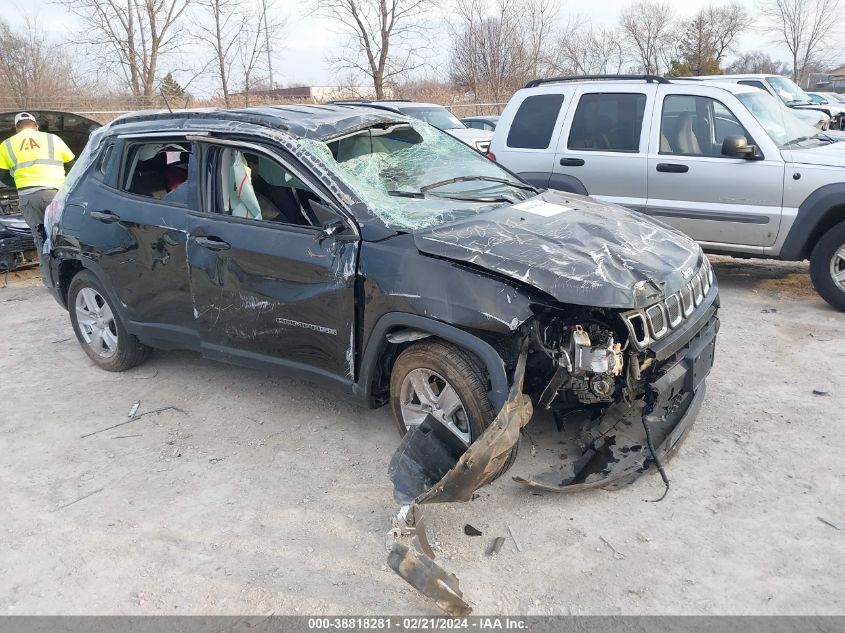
[186,214,359,381]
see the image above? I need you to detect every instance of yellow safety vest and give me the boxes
[0,129,75,190]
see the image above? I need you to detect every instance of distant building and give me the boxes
[238,85,393,103]
[814,65,845,92]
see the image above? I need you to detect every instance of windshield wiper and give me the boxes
[420,175,538,194]
[387,189,514,204]
[783,135,813,146]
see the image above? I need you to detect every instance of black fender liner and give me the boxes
[780,183,845,261]
[355,312,510,411]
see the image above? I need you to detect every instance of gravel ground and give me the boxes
[0,257,843,616]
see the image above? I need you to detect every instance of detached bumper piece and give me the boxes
[515,314,718,493]
[387,351,533,616]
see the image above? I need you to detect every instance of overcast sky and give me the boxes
[9,0,781,95]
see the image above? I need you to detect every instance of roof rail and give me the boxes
[524,75,670,88]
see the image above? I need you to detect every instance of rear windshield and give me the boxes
[303,121,533,231]
[506,94,565,149]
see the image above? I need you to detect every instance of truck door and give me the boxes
[645,86,784,247]
[551,84,656,211]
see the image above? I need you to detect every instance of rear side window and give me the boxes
[120,141,194,206]
[568,93,646,152]
[506,94,565,149]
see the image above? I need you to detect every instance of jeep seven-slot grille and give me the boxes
[621,258,714,350]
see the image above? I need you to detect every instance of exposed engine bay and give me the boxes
[387,296,719,616]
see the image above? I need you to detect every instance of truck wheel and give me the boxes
[390,340,519,471]
[68,270,152,371]
[810,222,845,311]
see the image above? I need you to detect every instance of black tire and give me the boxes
[68,270,152,371]
[389,340,519,471]
[809,221,845,311]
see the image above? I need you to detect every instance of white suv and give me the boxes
[693,74,838,130]
[489,75,845,310]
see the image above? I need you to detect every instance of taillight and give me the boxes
[486,151,496,161]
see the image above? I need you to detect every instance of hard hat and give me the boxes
[14,112,37,126]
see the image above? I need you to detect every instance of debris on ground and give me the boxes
[463,524,482,537]
[507,525,523,553]
[53,487,104,511]
[487,536,506,556]
[387,350,532,616]
[81,405,187,439]
[128,401,140,418]
[600,535,625,560]
[817,516,844,531]
[813,388,830,396]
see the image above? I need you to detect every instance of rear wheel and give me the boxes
[810,221,845,311]
[389,340,519,470]
[68,270,152,371]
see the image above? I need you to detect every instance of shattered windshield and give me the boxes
[303,121,534,231]
[397,107,466,130]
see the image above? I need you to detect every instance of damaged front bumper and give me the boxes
[386,296,719,615]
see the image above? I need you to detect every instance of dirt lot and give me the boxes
[1,258,843,616]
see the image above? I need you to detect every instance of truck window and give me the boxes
[567,93,646,153]
[738,80,768,92]
[660,95,751,157]
[506,94,565,149]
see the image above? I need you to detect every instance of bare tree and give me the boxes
[55,0,190,105]
[550,22,625,75]
[727,50,791,75]
[316,0,435,98]
[450,0,558,101]
[672,3,750,75]
[0,17,81,108]
[237,0,282,105]
[762,0,842,84]
[618,1,675,75]
[195,0,241,106]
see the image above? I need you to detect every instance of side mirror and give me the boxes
[722,135,758,159]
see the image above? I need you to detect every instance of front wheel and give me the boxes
[810,222,845,311]
[68,270,152,371]
[389,340,520,478]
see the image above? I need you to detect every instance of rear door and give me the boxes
[551,84,656,210]
[187,139,360,384]
[645,85,784,247]
[79,136,198,346]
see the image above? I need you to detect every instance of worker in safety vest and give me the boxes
[0,112,75,235]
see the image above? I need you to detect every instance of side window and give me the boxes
[120,141,193,206]
[506,94,565,149]
[214,148,325,227]
[660,95,751,157]
[567,92,646,153]
[96,142,114,178]
[465,121,480,129]
[738,80,767,92]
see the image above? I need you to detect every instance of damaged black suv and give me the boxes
[42,105,719,493]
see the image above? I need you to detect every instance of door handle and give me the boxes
[656,163,689,173]
[194,236,230,250]
[89,210,118,223]
[559,157,586,167]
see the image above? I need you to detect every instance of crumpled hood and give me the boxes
[413,190,703,309]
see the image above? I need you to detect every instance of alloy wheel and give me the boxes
[399,368,472,446]
[75,287,118,359]
[831,245,845,293]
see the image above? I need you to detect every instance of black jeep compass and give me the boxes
[41,105,719,494]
